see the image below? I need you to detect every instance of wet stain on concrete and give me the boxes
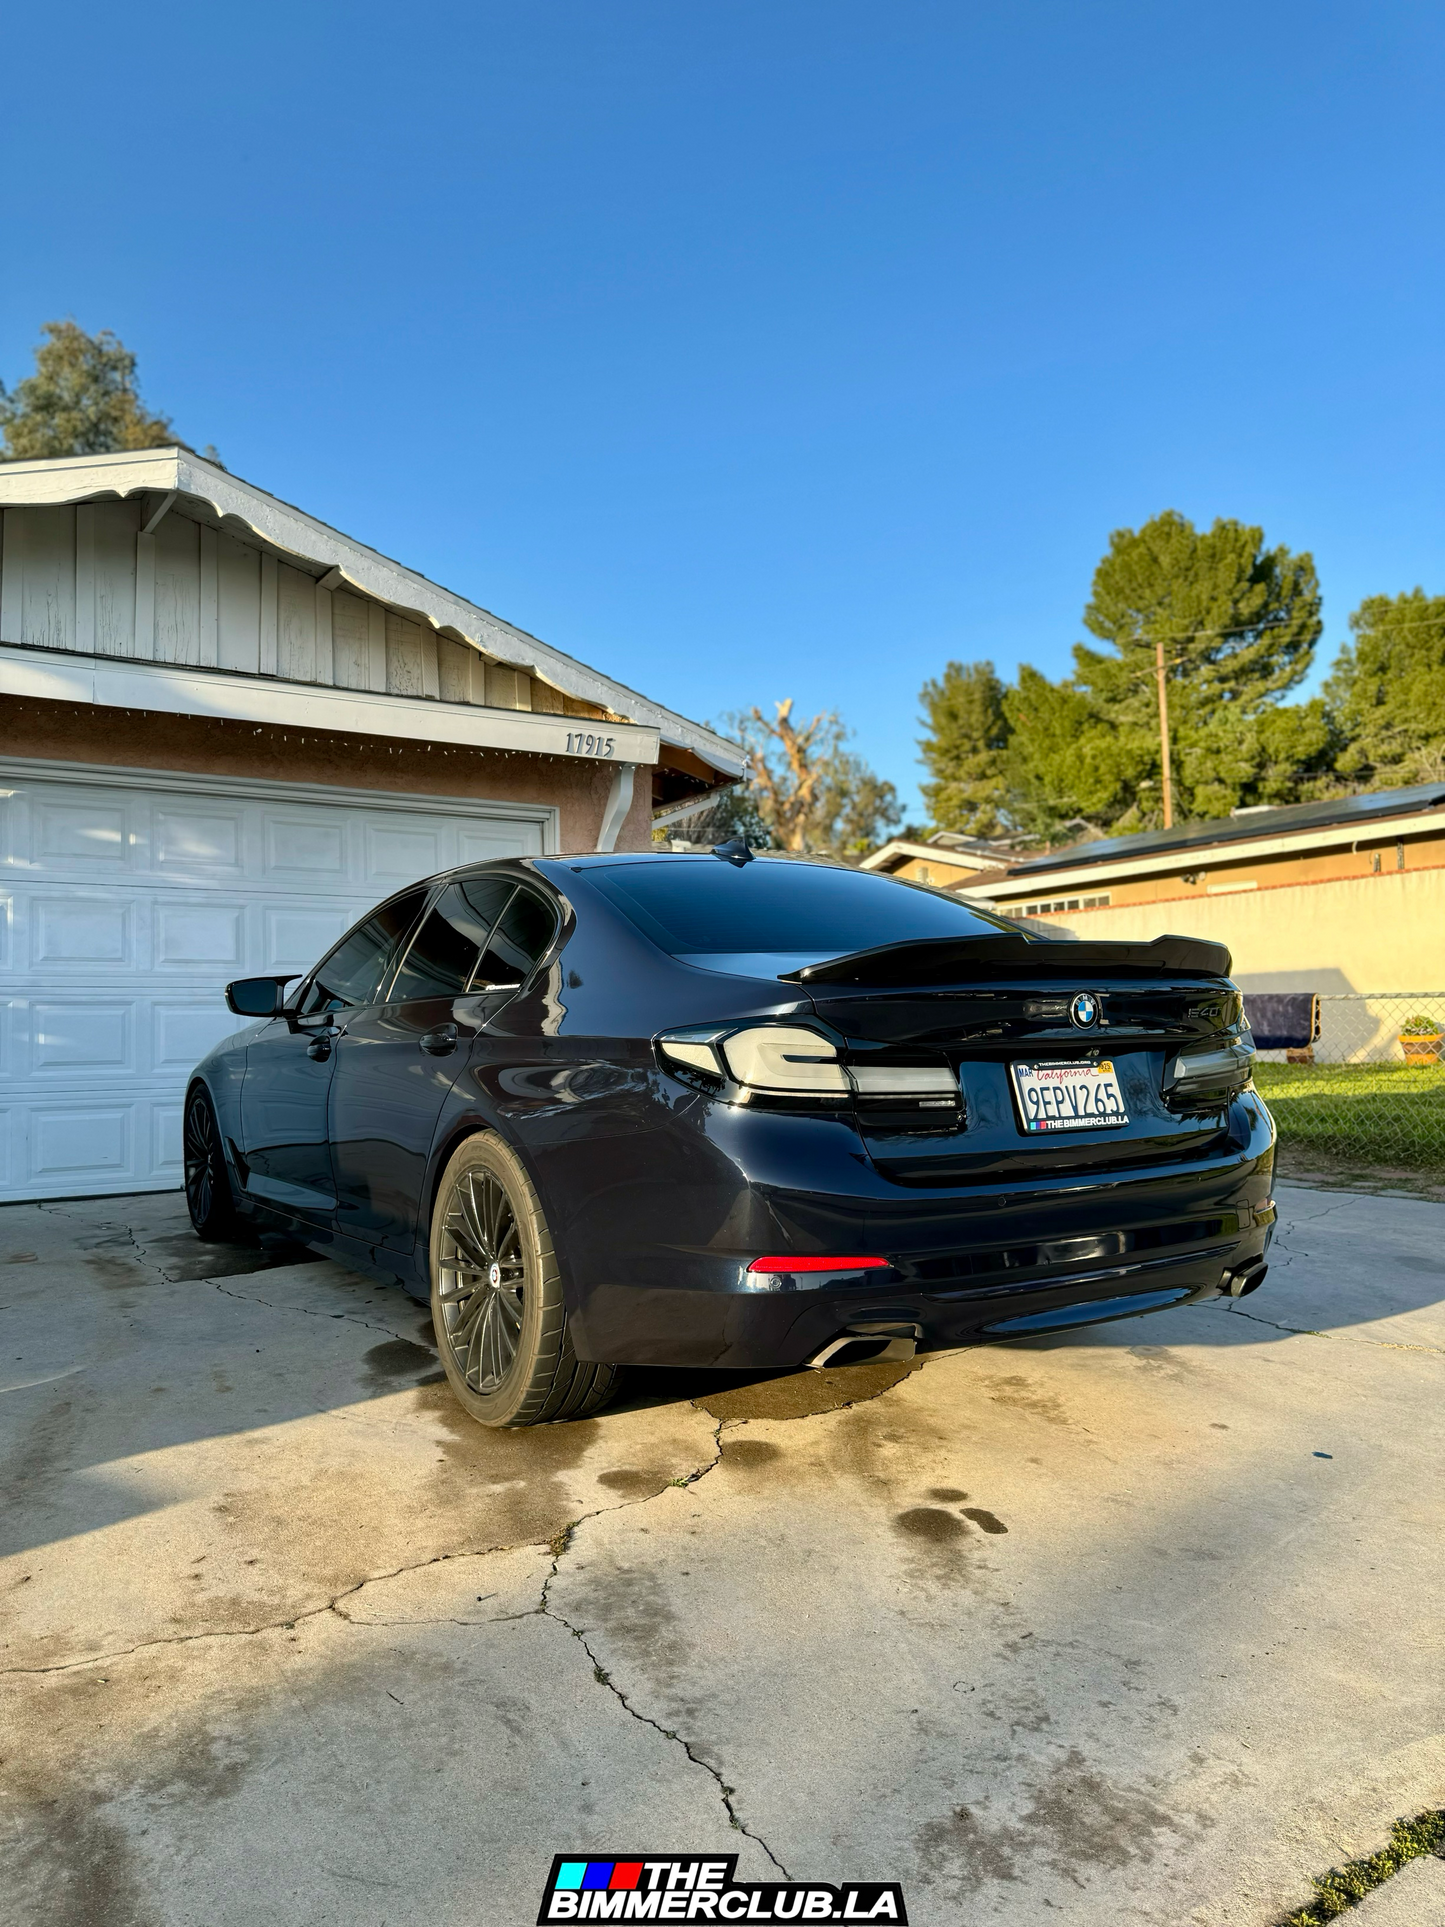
[722,1438,782,1469]
[1018,1747,1196,1874]
[566,1564,693,1693]
[982,1374,1071,1426]
[929,1486,969,1502]
[143,1231,298,1283]
[915,1802,1027,1899]
[895,1506,968,1543]
[694,1358,921,1422]
[962,1508,1008,1534]
[361,1340,436,1390]
[3,1783,156,1927]
[82,1253,146,1288]
[417,1384,605,1547]
[596,1468,675,1497]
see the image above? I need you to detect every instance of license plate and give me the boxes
[1010,1058,1129,1132]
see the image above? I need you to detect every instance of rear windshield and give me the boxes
[586,858,1014,972]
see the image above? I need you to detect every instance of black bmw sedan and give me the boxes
[185,848,1275,1427]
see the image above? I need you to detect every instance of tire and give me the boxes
[184,1085,244,1243]
[429,1132,620,1429]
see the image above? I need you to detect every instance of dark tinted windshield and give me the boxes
[587,859,1012,967]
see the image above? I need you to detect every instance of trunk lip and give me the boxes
[782,932,1232,986]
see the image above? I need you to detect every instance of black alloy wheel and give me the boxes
[436,1168,527,1394]
[429,1133,620,1428]
[184,1087,242,1242]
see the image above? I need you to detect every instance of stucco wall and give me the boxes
[1029,867,1445,994]
[0,697,654,854]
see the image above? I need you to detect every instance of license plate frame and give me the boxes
[1009,1057,1129,1134]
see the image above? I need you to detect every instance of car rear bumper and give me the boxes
[545,1090,1277,1369]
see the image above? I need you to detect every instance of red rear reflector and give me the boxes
[747,1254,890,1273]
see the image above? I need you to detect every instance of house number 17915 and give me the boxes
[566,732,616,757]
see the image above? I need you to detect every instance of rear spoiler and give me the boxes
[781,931,1233,986]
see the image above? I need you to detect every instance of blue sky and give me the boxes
[3,2,1442,818]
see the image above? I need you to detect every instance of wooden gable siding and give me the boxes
[0,499,612,722]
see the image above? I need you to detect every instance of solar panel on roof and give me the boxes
[1005,781,1445,876]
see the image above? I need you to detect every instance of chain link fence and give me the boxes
[1252,992,1445,1171]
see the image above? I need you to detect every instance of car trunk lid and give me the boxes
[793,933,1244,1184]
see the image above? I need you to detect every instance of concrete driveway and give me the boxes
[2,1182,1443,1926]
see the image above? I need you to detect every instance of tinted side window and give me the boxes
[299,888,428,1015]
[388,877,517,1002]
[473,887,556,989]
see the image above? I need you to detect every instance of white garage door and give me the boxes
[0,760,554,1203]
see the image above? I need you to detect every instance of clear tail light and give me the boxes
[1163,1035,1255,1110]
[657,1023,961,1114]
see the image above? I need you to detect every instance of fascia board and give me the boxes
[0,643,662,763]
[962,811,1445,898]
[0,449,744,777]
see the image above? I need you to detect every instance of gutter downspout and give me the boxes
[595,763,638,852]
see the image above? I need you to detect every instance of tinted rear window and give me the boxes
[587,859,1012,964]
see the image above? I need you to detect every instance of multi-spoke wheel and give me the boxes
[429,1133,620,1428]
[184,1085,242,1242]
[436,1167,527,1395]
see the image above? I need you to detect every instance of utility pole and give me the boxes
[1154,639,1174,829]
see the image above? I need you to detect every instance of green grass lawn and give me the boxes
[1254,1061,1445,1170]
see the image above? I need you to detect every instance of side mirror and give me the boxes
[225,975,295,1017]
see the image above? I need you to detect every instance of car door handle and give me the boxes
[306,1027,340,1061]
[420,1024,458,1056]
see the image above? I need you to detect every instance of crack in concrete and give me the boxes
[2,1423,728,1676]
[1212,1301,1445,1356]
[208,1276,422,1346]
[536,1428,792,1881]
[37,1200,427,1348]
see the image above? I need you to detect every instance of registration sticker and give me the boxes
[1010,1058,1129,1132]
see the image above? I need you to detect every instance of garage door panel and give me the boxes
[0,765,553,1199]
[155,902,246,969]
[365,824,445,880]
[35,799,130,867]
[152,1102,185,1177]
[32,897,134,968]
[31,1003,136,1075]
[154,1003,244,1074]
[154,806,245,875]
[263,903,360,976]
[31,1106,132,1182]
[461,820,545,861]
[264,814,348,880]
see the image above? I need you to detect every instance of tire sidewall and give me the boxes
[428,1132,553,1428]
[186,1084,239,1241]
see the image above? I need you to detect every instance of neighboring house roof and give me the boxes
[862,837,1014,874]
[0,446,745,779]
[1003,782,1445,878]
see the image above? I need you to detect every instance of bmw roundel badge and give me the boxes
[1070,991,1099,1029]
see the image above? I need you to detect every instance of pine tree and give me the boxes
[1326,590,1445,788]
[917,661,1013,836]
[1003,510,1323,837]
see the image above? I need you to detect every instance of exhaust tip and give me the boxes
[806,1324,921,1370]
[1226,1261,1268,1298]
